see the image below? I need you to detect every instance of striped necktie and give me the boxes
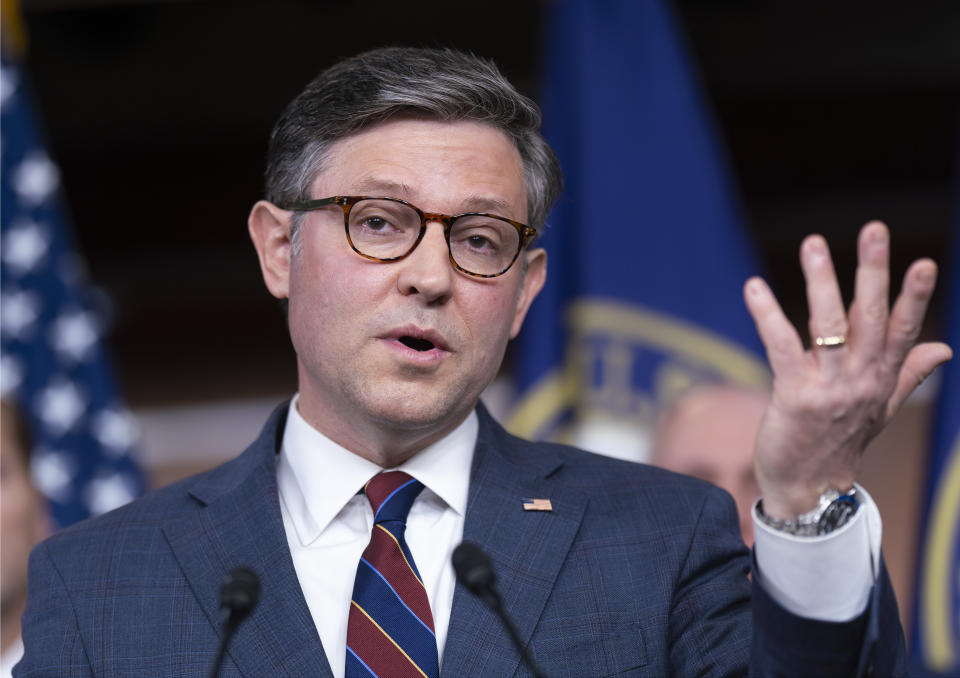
[346,471,439,678]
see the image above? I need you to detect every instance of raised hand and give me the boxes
[744,221,953,519]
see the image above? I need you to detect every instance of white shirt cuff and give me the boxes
[752,483,881,622]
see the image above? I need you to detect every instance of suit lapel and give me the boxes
[442,408,587,677]
[159,402,584,677]
[163,404,334,678]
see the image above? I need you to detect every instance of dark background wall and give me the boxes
[18,0,959,409]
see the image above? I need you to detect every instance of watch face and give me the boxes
[817,496,859,535]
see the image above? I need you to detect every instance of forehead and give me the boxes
[311,118,528,219]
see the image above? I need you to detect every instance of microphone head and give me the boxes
[452,541,496,595]
[220,566,260,619]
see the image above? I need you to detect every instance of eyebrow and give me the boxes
[349,177,516,216]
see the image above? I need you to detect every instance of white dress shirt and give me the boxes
[754,485,881,621]
[278,395,474,678]
[277,395,878,677]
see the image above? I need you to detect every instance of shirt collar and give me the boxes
[278,394,477,545]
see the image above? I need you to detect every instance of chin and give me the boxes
[357,382,475,433]
[370,400,461,432]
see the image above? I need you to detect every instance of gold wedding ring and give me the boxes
[814,335,847,349]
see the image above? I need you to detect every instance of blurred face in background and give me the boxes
[1,401,48,647]
[653,386,768,546]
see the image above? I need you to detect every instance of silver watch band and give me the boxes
[756,487,859,536]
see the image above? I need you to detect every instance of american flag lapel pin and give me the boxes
[522,498,553,512]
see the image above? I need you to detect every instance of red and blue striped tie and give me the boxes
[346,471,439,678]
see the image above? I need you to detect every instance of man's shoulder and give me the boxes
[36,453,237,561]
[37,403,287,563]
[537,437,723,509]
[482,410,727,514]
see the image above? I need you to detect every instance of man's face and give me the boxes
[250,119,546,458]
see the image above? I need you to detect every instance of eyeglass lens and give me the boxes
[347,199,521,276]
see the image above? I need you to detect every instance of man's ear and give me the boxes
[248,200,292,299]
[510,247,547,339]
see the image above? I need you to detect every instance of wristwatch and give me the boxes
[756,487,859,536]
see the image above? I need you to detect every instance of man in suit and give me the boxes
[17,47,951,677]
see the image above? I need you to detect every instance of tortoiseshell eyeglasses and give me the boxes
[283,195,537,278]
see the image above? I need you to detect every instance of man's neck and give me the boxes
[293,396,473,468]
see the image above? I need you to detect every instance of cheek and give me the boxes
[287,264,342,364]
[289,251,356,326]
[287,251,397,364]
[462,285,519,347]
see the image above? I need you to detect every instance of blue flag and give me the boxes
[911,176,960,675]
[1,51,145,527]
[510,0,768,458]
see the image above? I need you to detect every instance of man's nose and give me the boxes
[396,221,454,303]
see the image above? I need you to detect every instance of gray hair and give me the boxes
[264,47,562,250]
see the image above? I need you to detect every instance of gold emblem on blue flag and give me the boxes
[509,299,769,460]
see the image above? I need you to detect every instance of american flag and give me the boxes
[522,498,553,512]
[1,51,145,528]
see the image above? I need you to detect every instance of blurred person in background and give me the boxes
[653,385,768,546]
[0,400,49,678]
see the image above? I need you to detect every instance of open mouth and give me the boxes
[399,336,436,352]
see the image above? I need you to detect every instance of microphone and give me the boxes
[452,542,548,678]
[208,566,260,678]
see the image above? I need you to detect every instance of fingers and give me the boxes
[848,222,890,358]
[886,341,954,418]
[886,258,939,367]
[745,222,942,397]
[743,276,805,377]
[883,256,944,419]
[800,235,847,366]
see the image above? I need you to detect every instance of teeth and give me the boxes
[400,336,435,352]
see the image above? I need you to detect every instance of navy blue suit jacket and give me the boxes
[18,403,906,676]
